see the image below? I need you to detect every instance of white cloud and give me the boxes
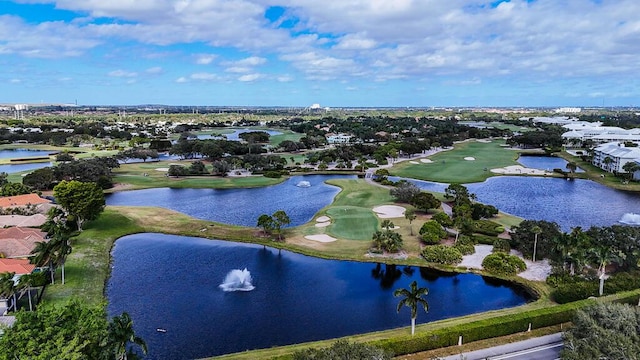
[195,54,217,65]
[145,66,163,74]
[190,72,221,81]
[238,73,262,82]
[175,76,188,83]
[9,79,21,84]
[277,75,294,82]
[108,70,138,78]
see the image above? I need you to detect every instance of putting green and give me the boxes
[325,206,378,241]
[390,140,519,183]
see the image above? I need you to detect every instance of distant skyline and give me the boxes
[2,1,640,107]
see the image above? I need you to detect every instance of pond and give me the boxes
[390,176,640,231]
[106,175,352,226]
[0,149,53,159]
[0,162,53,174]
[107,233,531,359]
[517,155,584,173]
[196,129,283,141]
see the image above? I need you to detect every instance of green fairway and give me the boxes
[269,130,304,146]
[325,206,378,240]
[112,161,284,189]
[390,140,520,183]
[326,179,394,207]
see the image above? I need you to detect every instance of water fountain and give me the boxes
[219,268,255,292]
[620,213,640,225]
[296,180,311,188]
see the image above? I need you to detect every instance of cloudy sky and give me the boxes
[2,0,640,107]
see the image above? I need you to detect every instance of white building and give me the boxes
[592,142,640,173]
[326,134,352,144]
[561,122,640,145]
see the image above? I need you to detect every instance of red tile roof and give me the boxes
[0,258,35,275]
[0,194,50,208]
[0,227,47,258]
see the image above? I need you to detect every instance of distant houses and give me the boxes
[562,121,640,145]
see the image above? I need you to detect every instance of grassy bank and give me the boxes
[556,150,640,192]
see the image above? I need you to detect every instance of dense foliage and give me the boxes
[421,245,462,265]
[562,303,640,359]
[481,253,527,276]
[292,340,393,360]
[419,220,447,245]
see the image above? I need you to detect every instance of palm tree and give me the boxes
[394,280,429,336]
[531,225,542,262]
[17,273,35,311]
[404,209,417,235]
[380,219,395,231]
[0,272,16,312]
[108,312,148,360]
[603,156,613,172]
[590,245,620,296]
[31,241,55,284]
[566,162,577,177]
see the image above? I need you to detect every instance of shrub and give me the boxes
[431,212,453,227]
[419,220,447,245]
[456,235,476,246]
[421,245,462,265]
[293,340,393,360]
[552,282,598,304]
[168,164,188,177]
[263,170,283,178]
[492,238,511,253]
[482,253,526,276]
[473,220,504,236]
[455,243,475,256]
[472,233,498,245]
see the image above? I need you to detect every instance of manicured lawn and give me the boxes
[326,206,378,240]
[390,140,520,183]
[112,161,285,189]
[42,210,144,305]
[269,130,304,146]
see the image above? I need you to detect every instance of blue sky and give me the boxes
[1,0,639,107]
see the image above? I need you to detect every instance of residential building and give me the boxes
[592,142,640,173]
[0,227,47,259]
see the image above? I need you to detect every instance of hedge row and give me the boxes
[368,289,640,356]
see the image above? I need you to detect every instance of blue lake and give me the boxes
[197,129,283,141]
[106,175,352,226]
[517,155,584,173]
[0,149,53,159]
[107,233,531,359]
[0,162,53,174]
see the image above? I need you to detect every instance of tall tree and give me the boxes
[30,240,56,284]
[257,214,274,236]
[107,312,148,360]
[53,180,105,231]
[272,210,291,241]
[404,208,417,235]
[394,280,429,336]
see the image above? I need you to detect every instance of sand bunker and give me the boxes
[315,222,331,228]
[304,234,337,243]
[464,157,476,161]
[420,159,433,163]
[373,205,406,218]
[409,161,419,164]
[490,165,551,175]
[155,167,169,172]
[316,216,330,222]
[476,139,492,143]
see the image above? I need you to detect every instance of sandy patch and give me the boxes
[373,205,406,218]
[459,245,493,269]
[476,139,492,143]
[464,157,476,161]
[316,216,330,222]
[315,222,331,228]
[155,167,169,172]
[490,165,552,176]
[305,234,337,243]
[420,159,433,163]
[409,161,420,164]
[459,245,551,281]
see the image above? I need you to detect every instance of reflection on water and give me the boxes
[107,233,531,359]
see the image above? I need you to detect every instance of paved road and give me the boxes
[441,333,563,360]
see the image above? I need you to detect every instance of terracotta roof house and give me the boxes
[0,258,36,276]
[0,227,47,258]
[0,194,50,209]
